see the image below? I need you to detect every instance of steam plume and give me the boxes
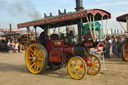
[0,0,41,20]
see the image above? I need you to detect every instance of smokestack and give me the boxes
[75,0,84,43]
[75,0,84,12]
[9,24,12,33]
[111,28,113,35]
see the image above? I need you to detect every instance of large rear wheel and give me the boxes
[67,56,87,80]
[25,43,48,74]
[49,62,61,70]
[49,53,65,70]
[87,55,101,75]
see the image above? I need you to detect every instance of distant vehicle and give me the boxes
[116,13,128,61]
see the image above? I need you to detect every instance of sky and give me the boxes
[0,0,128,33]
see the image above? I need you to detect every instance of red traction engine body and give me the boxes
[46,40,89,66]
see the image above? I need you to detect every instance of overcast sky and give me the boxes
[0,0,128,33]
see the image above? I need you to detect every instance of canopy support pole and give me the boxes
[47,25,50,36]
[105,18,108,35]
[77,18,83,43]
[27,27,30,44]
[58,25,60,37]
[93,16,96,41]
[101,16,104,39]
[118,22,125,32]
[126,17,128,32]
[86,16,94,41]
[34,26,37,41]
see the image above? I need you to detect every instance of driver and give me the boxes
[39,29,48,46]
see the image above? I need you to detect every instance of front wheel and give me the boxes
[67,56,87,80]
[121,40,128,61]
[87,55,101,75]
[25,43,48,74]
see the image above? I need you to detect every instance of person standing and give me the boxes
[7,40,10,52]
[112,36,116,54]
[18,43,21,52]
[116,36,121,57]
[15,42,19,53]
[105,37,111,58]
[39,29,49,46]
[8,40,13,53]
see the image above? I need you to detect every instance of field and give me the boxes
[0,52,128,85]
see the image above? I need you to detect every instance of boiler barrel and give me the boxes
[64,46,88,57]
[73,46,87,57]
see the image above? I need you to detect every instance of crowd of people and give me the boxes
[7,40,21,53]
[104,35,125,58]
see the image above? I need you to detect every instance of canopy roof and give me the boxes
[18,9,111,29]
[116,13,128,22]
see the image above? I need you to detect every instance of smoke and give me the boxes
[0,0,42,20]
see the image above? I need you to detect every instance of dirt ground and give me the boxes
[0,52,128,85]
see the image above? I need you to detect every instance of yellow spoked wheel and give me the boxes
[122,41,128,61]
[25,43,48,74]
[67,56,87,80]
[87,55,101,75]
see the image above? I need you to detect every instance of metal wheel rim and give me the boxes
[87,55,101,75]
[123,42,128,60]
[25,44,44,74]
[67,57,86,80]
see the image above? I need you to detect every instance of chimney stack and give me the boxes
[75,0,84,12]
[9,24,12,33]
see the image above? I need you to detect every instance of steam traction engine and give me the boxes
[18,0,111,80]
[116,14,128,61]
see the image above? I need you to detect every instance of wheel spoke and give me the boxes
[33,47,37,55]
[36,67,40,71]
[36,61,42,68]
[37,50,42,57]
[88,56,93,63]
[71,69,76,73]
[75,59,78,64]
[30,52,34,57]
[27,57,33,59]
[88,66,95,73]
[34,65,37,70]
[94,63,100,68]
[93,67,98,72]
[87,67,91,71]
[37,57,43,61]
[31,62,35,68]
[92,57,96,62]
[75,70,82,78]
[92,67,97,72]
[89,67,93,72]
[29,48,34,53]
[79,68,84,74]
